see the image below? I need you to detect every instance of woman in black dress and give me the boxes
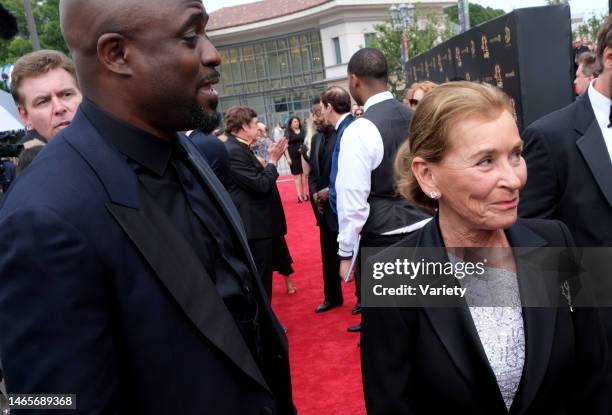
[286,116,308,202]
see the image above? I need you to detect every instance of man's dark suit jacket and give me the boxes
[519,93,612,247]
[0,109,295,414]
[224,134,287,240]
[308,129,338,232]
[188,129,231,188]
[362,216,611,415]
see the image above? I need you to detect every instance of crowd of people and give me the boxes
[0,1,612,414]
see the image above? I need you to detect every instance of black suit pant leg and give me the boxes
[249,238,274,303]
[320,222,343,306]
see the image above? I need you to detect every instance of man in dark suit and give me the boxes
[223,106,289,302]
[308,100,343,313]
[519,15,612,363]
[519,17,612,247]
[0,1,295,413]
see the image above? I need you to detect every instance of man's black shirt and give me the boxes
[79,98,260,358]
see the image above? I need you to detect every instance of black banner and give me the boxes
[405,5,573,131]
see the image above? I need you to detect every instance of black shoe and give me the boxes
[347,323,361,333]
[315,301,340,313]
[352,303,362,315]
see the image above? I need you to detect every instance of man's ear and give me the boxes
[350,73,360,88]
[17,105,32,129]
[603,46,612,72]
[97,33,133,76]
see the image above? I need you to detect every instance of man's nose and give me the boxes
[51,95,68,114]
[199,37,222,67]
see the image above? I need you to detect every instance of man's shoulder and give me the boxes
[525,97,587,137]
[1,137,108,219]
[189,130,218,145]
[188,131,226,158]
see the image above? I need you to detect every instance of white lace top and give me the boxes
[460,263,526,410]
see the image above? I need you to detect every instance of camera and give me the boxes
[0,143,23,158]
[0,131,24,194]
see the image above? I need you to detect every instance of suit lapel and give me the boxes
[415,219,507,411]
[576,122,612,208]
[106,187,270,392]
[505,223,557,415]
[179,135,289,350]
[178,135,255,270]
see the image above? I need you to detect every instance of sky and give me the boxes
[205,0,609,17]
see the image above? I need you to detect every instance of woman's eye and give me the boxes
[477,158,492,166]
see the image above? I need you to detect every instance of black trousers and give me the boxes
[356,233,408,303]
[249,238,274,303]
[320,222,343,306]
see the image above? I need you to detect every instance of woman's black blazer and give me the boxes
[361,217,611,415]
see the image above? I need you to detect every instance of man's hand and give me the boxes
[339,259,354,282]
[317,187,329,202]
[268,138,288,164]
[315,188,329,213]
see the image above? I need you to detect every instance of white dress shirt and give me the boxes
[587,79,612,162]
[335,91,391,257]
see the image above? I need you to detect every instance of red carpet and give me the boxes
[271,178,365,415]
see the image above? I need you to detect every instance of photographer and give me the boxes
[11,50,82,144]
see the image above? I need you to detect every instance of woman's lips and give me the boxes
[493,197,518,209]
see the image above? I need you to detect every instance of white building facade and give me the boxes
[208,0,452,126]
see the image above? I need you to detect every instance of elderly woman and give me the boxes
[361,82,610,414]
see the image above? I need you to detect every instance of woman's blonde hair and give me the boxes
[395,81,515,210]
[404,81,438,102]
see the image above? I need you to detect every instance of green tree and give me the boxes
[0,0,68,69]
[574,14,606,42]
[371,7,454,99]
[444,2,505,28]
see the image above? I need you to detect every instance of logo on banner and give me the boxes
[481,35,490,59]
[495,64,503,88]
[455,46,462,67]
[504,26,512,46]
[470,40,476,57]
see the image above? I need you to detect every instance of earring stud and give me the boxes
[429,191,439,199]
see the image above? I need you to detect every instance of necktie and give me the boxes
[608,105,612,128]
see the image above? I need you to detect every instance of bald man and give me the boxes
[0,1,295,414]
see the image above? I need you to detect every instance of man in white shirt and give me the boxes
[335,49,432,331]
